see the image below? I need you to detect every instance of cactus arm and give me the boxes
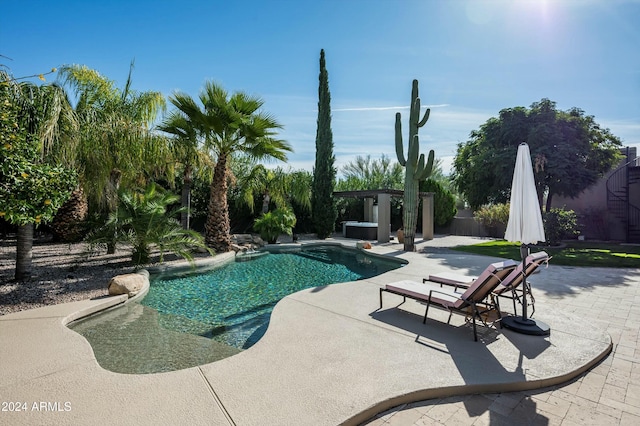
[395,113,406,166]
[418,107,431,128]
[415,153,425,180]
[417,150,435,181]
[411,97,420,122]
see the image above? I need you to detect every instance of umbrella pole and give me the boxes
[520,244,529,320]
[501,243,550,336]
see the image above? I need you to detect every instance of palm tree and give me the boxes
[58,63,166,209]
[166,81,291,252]
[236,165,311,215]
[158,109,214,229]
[57,63,169,250]
[86,183,211,266]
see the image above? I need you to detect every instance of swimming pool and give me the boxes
[69,244,405,374]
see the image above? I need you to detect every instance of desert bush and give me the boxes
[474,203,510,229]
[420,179,457,226]
[543,207,579,245]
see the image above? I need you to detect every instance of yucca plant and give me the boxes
[87,183,211,266]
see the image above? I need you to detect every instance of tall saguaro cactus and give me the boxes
[395,79,435,251]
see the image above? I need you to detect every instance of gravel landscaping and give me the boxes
[0,235,209,316]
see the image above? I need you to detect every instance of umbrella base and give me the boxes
[502,316,550,336]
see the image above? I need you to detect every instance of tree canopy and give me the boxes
[1,70,78,280]
[0,72,77,227]
[452,99,622,211]
[336,154,404,191]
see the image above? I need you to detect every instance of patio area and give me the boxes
[1,235,637,425]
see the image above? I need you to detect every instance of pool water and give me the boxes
[69,246,404,374]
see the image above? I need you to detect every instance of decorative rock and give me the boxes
[230,243,247,253]
[233,234,253,244]
[356,241,372,249]
[231,234,266,251]
[108,271,149,297]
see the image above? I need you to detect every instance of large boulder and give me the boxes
[108,271,149,297]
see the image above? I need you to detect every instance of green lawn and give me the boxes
[451,240,640,268]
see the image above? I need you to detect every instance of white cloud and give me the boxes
[267,94,497,176]
[332,104,449,112]
[333,106,408,112]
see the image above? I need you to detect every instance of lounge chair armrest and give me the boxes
[427,288,463,301]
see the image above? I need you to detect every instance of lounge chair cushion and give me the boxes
[428,252,548,296]
[381,259,517,341]
[495,251,549,294]
[385,280,464,309]
[384,259,517,310]
[427,272,476,286]
[457,259,518,302]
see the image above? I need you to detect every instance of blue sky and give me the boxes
[2,0,639,175]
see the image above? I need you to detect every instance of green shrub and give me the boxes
[87,183,211,266]
[420,179,457,226]
[543,207,579,245]
[474,203,510,229]
[253,207,297,244]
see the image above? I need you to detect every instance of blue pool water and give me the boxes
[69,245,404,374]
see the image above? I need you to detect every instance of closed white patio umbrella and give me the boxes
[501,143,550,335]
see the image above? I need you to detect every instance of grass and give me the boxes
[451,240,640,268]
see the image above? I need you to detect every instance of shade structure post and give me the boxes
[501,143,550,336]
[421,193,434,241]
[377,193,391,243]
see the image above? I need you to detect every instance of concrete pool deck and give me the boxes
[1,235,637,425]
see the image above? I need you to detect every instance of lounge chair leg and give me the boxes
[379,288,383,309]
[495,297,503,329]
[472,314,478,341]
[423,302,430,324]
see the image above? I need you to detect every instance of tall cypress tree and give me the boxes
[311,49,337,239]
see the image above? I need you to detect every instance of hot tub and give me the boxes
[344,221,378,240]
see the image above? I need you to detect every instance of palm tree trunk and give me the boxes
[51,186,88,242]
[261,191,271,215]
[15,224,34,281]
[181,166,192,229]
[106,169,122,254]
[205,154,231,252]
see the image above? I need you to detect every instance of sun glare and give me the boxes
[465,0,555,28]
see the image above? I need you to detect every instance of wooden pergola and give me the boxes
[332,189,434,243]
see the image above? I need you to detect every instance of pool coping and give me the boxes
[0,237,614,425]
